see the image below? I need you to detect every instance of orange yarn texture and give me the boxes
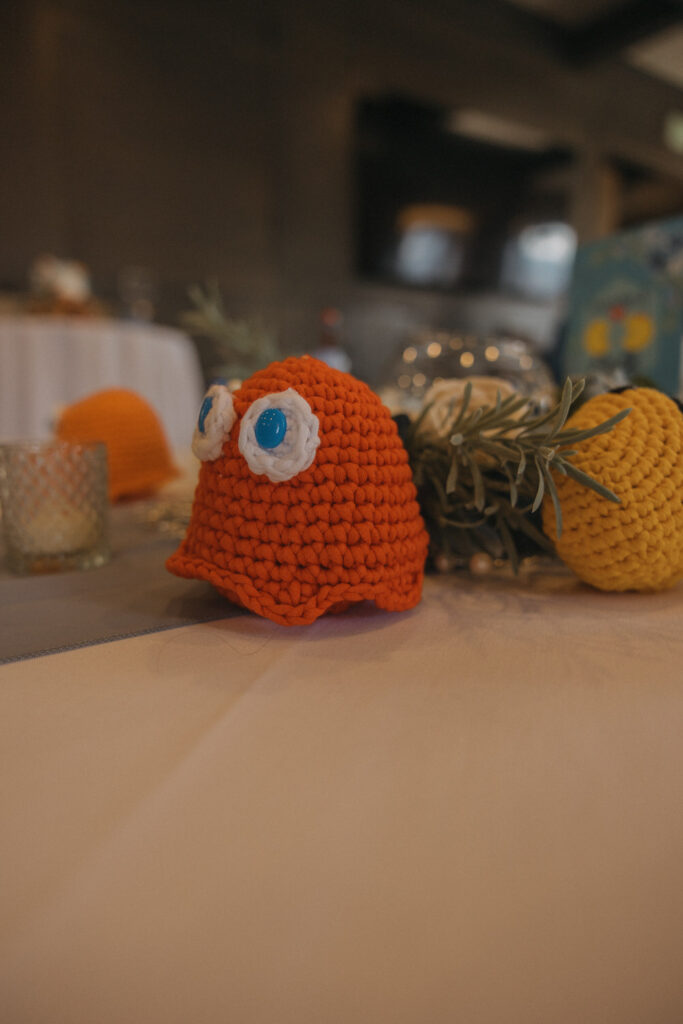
[167,357,429,625]
[542,387,683,591]
[57,388,177,501]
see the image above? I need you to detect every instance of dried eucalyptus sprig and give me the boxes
[181,281,281,381]
[403,378,631,571]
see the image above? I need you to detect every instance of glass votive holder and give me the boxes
[0,440,110,574]
[377,330,557,417]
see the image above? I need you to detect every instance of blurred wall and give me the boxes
[1,0,682,381]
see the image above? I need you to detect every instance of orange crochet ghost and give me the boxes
[56,388,177,501]
[167,357,429,625]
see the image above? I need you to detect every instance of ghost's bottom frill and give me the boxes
[166,546,426,626]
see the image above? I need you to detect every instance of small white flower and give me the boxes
[30,255,92,303]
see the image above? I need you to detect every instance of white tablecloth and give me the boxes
[1,571,682,1023]
[0,315,204,449]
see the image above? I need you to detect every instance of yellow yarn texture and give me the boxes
[542,388,683,592]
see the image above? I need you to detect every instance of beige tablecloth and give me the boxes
[1,572,682,1023]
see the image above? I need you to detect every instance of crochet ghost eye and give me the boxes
[255,408,288,449]
[198,395,213,433]
[192,384,236,461]
[238,388,320,482]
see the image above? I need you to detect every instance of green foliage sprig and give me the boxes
[181,281,281,381]
[403,378,631,571]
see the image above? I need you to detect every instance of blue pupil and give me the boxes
[198,395,214,435]
[255,408,287,449]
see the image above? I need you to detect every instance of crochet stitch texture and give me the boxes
[542,387,683,591]
[167,357,429,625]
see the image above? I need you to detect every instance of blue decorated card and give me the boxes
[563,215,683,393]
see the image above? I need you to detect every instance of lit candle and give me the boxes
[1,439,109,574]
[20,500,99,555]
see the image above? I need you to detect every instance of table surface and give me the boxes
[1,559,683,1024]
[0,499,227,664]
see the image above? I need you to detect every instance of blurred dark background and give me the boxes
[2,0,683,381]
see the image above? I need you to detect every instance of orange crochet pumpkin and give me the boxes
[167,357,429,626]
[56,388,177,501]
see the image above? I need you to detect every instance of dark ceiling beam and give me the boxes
[450,0,683,67]
[560,0,683,65]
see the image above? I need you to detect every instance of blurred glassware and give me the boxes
[0,440,110,574]
[500,221,577,300]
[377,330,556,416]
[310,307,352,373]
[118,266,157,322]
[394,205,475,289]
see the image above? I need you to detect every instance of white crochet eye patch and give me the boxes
[238,388,320,482]
[192,384,237,461]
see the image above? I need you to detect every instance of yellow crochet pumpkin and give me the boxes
[543,387,683,591]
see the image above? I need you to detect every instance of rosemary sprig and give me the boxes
[181,281,281,381]
[403,378,630,570]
